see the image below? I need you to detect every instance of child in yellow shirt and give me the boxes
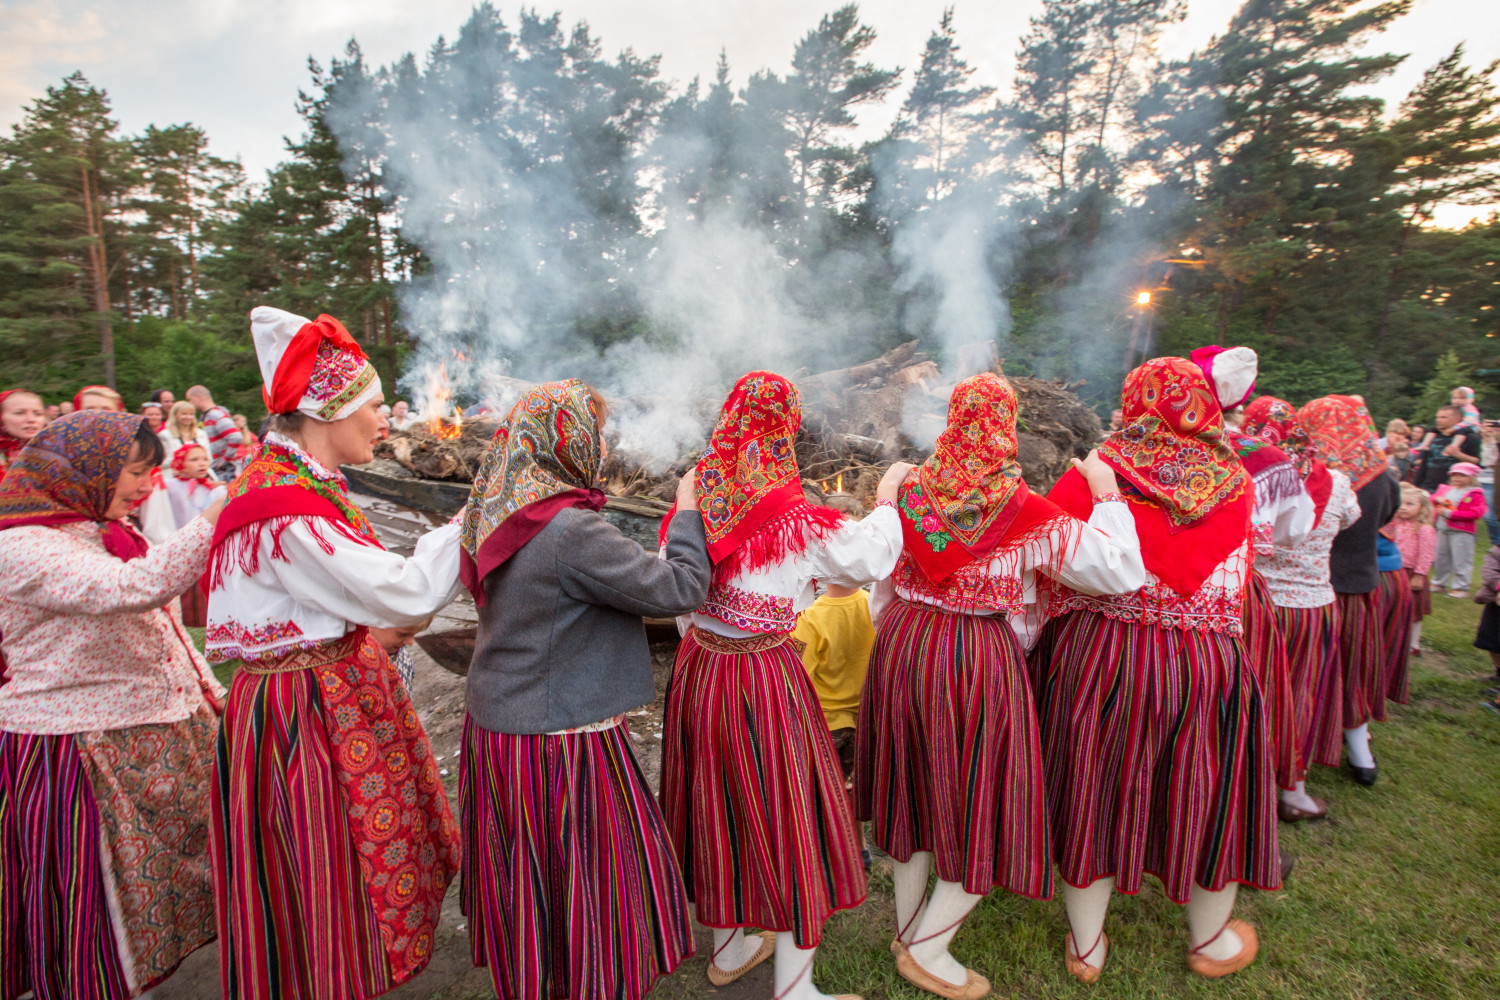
[792,492,877,780]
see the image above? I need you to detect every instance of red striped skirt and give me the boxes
[1241,573,1298,791]
[660,628,866,948]
[211,633,460,1000]
[853,600,1050,898]
[0,729,130,1000]
[1335,591,1382,730]
[1031,611,1280,903]
[1272,603,1341,772]
[460,716,693,1000]
[1376,569,1414,709]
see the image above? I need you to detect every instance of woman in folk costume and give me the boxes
[1192,347,1315,815]
[208,307,463,1000]
[660,371,908,1000]
[854,374,1144,1000]
[1242,397,1361,822]
[0,389,45,484]
[1298,395,1400,787]
[0,412,224,999]
[458,381,710,1000]
[1031,357,1276,982]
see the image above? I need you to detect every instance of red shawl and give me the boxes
[1243,395,1333,527]
[662,371,842,582]
[1079,358,1251,596]
[898,373,1050,581]
[0,411,149,561]
[1298,394,1388,492]
[207,436,381,591]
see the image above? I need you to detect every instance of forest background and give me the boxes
[2,0,1498,431]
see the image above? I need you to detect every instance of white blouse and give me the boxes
[880,500,1145,650]
[205,435,463,662]
[687,505,904,637]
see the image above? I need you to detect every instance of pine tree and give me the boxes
[0,72,132,391]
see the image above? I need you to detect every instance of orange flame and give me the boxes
[425,362,463,439]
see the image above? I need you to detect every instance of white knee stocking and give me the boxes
[1344,723,1375,768]
[892,852,932,945]
[1061,877,1114,971]
[905,879,986,985]
[1410,620,1422,651]
[1185,882,1243,961]
[774,933,833,1000]
[710,926,763,973]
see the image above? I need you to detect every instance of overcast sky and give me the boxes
[4,0,1498,222]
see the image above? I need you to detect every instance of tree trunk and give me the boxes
[79,164,116,388]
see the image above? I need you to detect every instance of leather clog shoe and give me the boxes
[1277,797,1328,822]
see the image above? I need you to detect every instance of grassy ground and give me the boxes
[185,555,1500,1000]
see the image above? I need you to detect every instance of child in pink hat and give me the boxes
[1432,462,1487,596]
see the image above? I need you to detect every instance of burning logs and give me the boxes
[369,341,1103,505]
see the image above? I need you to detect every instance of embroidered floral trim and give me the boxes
[1057,584,1244,635]
[1092,492,1127,505]
[898,482,954,553]
[316,361,378,421]
[698,583,797,634]
[892,553,1027,613]
[205,618,312,662]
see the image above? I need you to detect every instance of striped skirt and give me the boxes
[211,633,460,1000]
[1,707,220,1000]
[1376,569,1414,710]
[660,628,866,948]
[1241,572,1298,791]
[853,600,1050,898]
[1032,611,1280,904]
[1334,591,1382,731]
[1273,603,1342,772]
[460,717,693,1000]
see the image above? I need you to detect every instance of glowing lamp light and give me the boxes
[1136,291,1152,306]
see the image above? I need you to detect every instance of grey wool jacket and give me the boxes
[466,507,711,734]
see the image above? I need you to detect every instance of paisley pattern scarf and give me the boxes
[458,380,606,602]
[0,410,149,561]
[1244,395,1333,526]
[1297,394,1388,492]
[1098,356,1249,529]
[674,371,842,582]
[898,373,1038,581]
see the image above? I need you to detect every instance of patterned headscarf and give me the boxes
[1243,394,1334,527]
[691,371,841,579]
[1099,357,1249,528]
[0,411,150,560]
[458,380,606,601]
[1298,395,1387,492]
[898,373,1028,580]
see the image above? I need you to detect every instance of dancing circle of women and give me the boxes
[0,316,1416,1000]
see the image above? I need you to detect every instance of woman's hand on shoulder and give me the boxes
[201,497,226,525]
[675,471,698,512]
[1072,449,1119,495]
[876,462,917,503]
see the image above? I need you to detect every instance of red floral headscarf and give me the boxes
[457,380,606,602]
[898,374,1030,581]
[1244,394,1333,525]
[1297,395,1387,492]
[1099,357,1249,528]
[0,411,150,561]
[687,371,842,580]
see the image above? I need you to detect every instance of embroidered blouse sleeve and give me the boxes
[0,517,213,615]
[808,505,903,588]
[1031,502,1146,596]
[272,519,463,627]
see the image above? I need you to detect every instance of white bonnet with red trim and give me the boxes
[250,306,382,422]
[1189,345,1258,412]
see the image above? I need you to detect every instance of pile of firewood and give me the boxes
[372,341,1103,502]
